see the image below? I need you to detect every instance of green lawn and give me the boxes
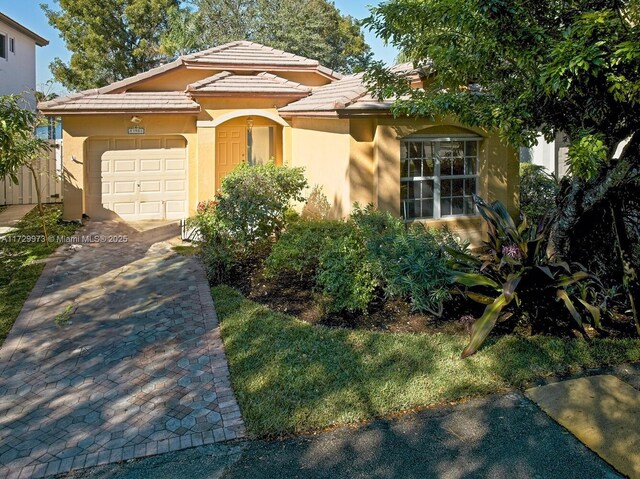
[213,285,640,437]
[0,205,79,345]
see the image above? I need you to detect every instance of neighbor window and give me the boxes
[9,37,14,54]
[401,137,480,220]
[0,34,6,59]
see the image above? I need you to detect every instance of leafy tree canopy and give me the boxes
[365,0,640,329]
[42,0,179,91]
[162,0,372,73]
[365,0,640,174]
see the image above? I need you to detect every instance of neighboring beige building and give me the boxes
[0,12,49,104]
[39,41,519,244]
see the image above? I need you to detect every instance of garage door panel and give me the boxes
[165,159,185,171]
[165,179,186,192]
[113,160,136,173]
[166,201,186,215]
[139,180,161,193]
[139,202,162,215]
[112,203,136,215]
[140,159,162,172]
[113,181,136,194]
[114,139,136,150]
[97,137,188,220]
[141,139,162,149]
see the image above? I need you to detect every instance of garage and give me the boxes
[86,136,188,221]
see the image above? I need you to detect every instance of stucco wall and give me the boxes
[0,20,37,107]
[290,117,351,217]
[58,108,519,246]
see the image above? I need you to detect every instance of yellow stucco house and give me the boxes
[38,41,519,244]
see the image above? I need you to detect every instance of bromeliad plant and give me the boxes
[447,196,601,358]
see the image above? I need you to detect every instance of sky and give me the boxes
[0,1,398,94]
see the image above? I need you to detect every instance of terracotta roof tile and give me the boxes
[186,71,311,95]
[279,64,429,115]
[38,41,342,114]
[38,92,200,114]
[278,74,370,113]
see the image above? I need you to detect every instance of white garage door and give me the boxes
[96,138,187,221]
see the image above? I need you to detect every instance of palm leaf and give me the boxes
[577,298,601,329]
[557,290,583,329]
[467,291,496,304]
[450,271,500,289]
[461,293,512,358]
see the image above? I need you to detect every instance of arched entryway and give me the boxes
[215,114,285,190]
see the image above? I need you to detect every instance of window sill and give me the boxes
[404,215,482,224]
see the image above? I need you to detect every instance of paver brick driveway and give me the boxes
[0,221,244,479]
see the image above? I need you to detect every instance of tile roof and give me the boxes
[278,73,369,113]
[37,41,342,114]
[279,63,427,116]
[182,41,341,79]
[38,92,200,114]
[186,71,311,96]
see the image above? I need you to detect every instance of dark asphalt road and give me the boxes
[65,392,622,479]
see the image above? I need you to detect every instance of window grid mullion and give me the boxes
[434,143,441,220]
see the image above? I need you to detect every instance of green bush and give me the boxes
[201,237,237,286]
[378,225,467,316]
[317,228,381,313]
[188,199,220,243]
[315,205,465,316]
[214,162,308,246]
[264,219,351,279]
[520,163,559,223]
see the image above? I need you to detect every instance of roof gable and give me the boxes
[39,41,342,113]
[186,71,311,96]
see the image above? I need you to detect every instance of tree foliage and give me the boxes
[42,0,179,90]
[162,0,372,73]
[365,0,640,331]
[0,95,56,241]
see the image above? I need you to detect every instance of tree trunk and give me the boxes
[611,201,640,334]
[26,163,48,245]
[551,132,640,258]
[550,133,640,334]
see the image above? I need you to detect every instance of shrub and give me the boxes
[315,205,466,316]
[201,237,236,286]
[317,228,381,313]
[447,196,600,358]
[214,162,308,246]
[188,200,219,243]
[520,163,559,223]
[301,185,332,220]
[264,219,351,279]
[377,225,467,316]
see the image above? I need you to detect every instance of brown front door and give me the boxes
[216,126,247,191]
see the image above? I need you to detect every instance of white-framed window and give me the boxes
[401,136,480,220]
[9,37,15,54]
[0,34,6,59]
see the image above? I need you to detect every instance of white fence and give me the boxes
[0,140,62,205]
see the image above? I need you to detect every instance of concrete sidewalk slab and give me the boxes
[526,375,640,479]
[0,204,35,234]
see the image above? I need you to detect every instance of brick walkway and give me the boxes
[0,221,245,479]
